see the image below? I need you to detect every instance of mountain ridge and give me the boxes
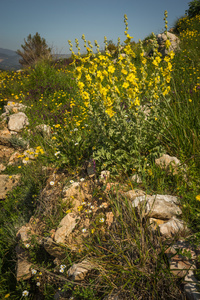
[0,48,71,71]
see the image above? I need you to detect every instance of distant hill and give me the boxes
[0,48,72,71]
[0,48,21,71]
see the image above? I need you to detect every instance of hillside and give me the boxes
[0,48,21,70]
[0,11,200,300]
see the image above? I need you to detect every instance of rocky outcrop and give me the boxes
[157,31,180,56]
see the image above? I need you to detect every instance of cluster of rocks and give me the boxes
[1,101,200,299]
[14,174,200,299]
[144,31,180,57]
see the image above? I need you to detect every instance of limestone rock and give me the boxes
[131,174,142,183]
[155,154,181,174]
[169,255,196,277]
[35,124,51,136]
[157,31,180,56]
[62,181,80,198]
[184,270,200,300]
[8,112,29,132]
[15,244,32,281]
[42,237,66,259]
[62,180,92,208]
[54,213,80,244]
[0,163,6,172]
[159,216,186,237]
[149,218,166,230]
[67,259,95,281]
[124,189,146,201]
[16,225,33,244]
[0,128,13,146]
[165,240,196,260]
[0,174,20,199]
[132,194,182,219]
[106,211,114,228]
[7,151,21,166]
[3,101,27,114]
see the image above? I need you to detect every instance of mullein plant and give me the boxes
[63,12,175,173]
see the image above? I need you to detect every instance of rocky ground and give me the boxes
[1,100,200,299]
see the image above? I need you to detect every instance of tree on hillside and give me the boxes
[17,32,52,67]
[186,0,200,18]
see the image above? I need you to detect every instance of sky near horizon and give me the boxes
[1,0,190,54]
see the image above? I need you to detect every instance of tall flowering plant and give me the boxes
[66,13,175,173]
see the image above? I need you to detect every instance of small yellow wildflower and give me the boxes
[189,99,192,102]
[4,294,10,298]
[196,195,200,201]
[77,205,83,212]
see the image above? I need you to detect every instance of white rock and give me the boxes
[159,216,186,237]
[67,259,95,280]
[132,194,182,219]
[8,112,29,132]
[54,213,80,244]
[35,124,51,136]
[184,270,200,300]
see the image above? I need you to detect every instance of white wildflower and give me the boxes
[31,269,37,275]
[22,290,29,297]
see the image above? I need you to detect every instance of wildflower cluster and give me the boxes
[59,264,66,273]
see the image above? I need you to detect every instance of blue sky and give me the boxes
[1,0,190,54]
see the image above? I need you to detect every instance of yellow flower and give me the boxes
[196,195,200,201]
[189,99,192,102]
[77,205,83,212]
[165,39,171,50]
[4,294,10,298]
[108,66,115,74]
[122,82,129,89]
